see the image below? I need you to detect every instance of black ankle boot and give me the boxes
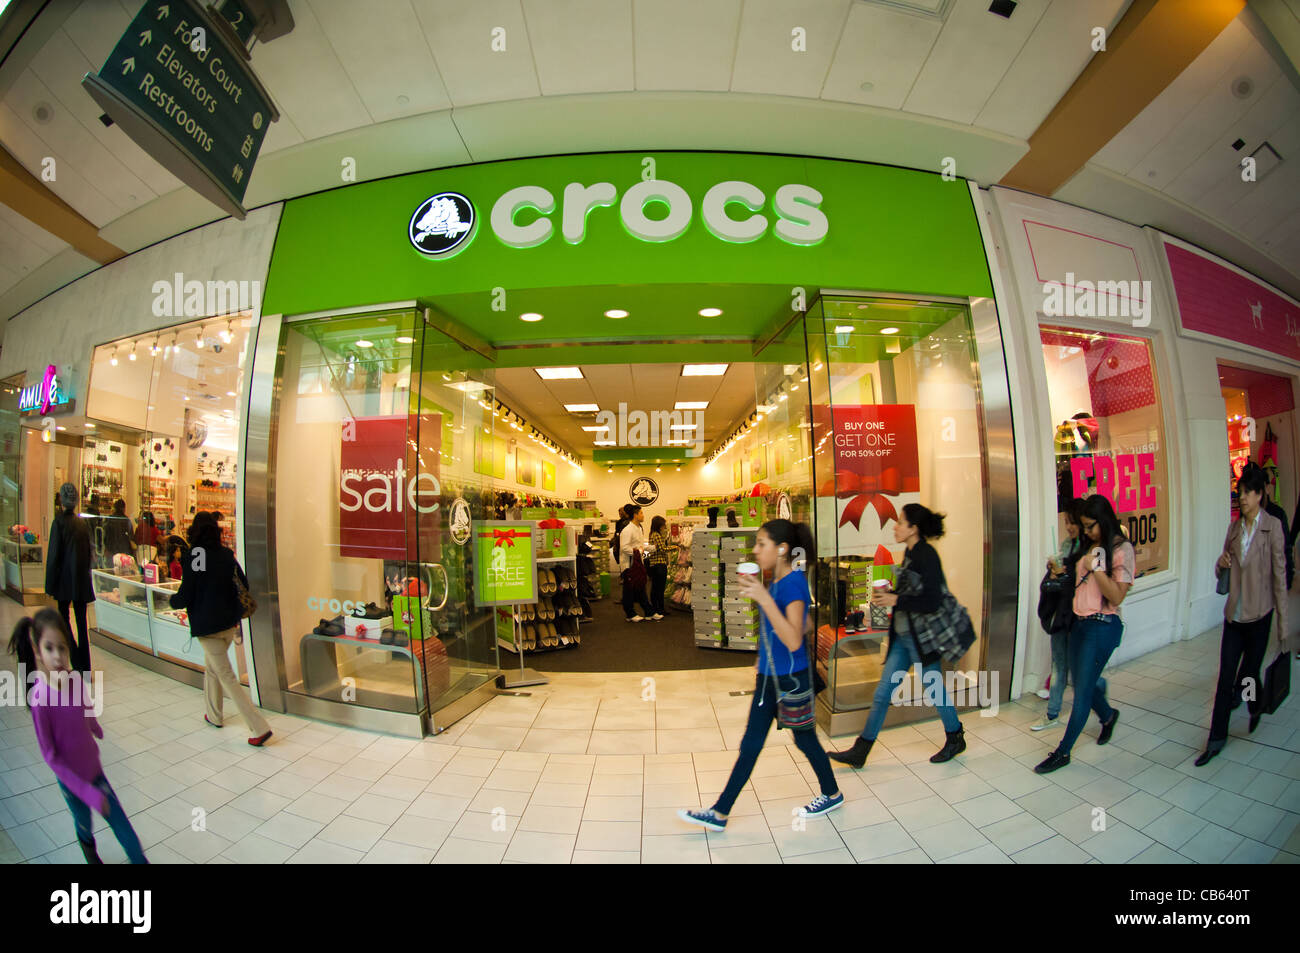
[79,837,103,864]
[930,726,966,763]
[828,737,873,769]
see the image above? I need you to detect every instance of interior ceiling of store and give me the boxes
[494,361,759,459]
[1,0,1299,328]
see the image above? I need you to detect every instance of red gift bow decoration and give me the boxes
[873,544,894,566]
[482,528,529,547]
[838,466,903,530]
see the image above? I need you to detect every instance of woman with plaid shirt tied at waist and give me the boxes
[646,516,671,619]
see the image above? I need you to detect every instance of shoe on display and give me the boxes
[1030,716,1060,732]
[677,807,726,831]
[380,629,395,645]
[799,792,844,818]
[843,618,857,634]
[392,633,409,649]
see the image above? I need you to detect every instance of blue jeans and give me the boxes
[58,774,148,864]
[860,635,962,741]
[714,670,838,815]
[1056,614,1121,756]
[1046,629,1069,719]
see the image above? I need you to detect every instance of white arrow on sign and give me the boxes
[156,4,170,20]
[122,57,135,75]
[139,29,152,45]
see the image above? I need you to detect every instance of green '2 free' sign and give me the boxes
[473,522,537,606]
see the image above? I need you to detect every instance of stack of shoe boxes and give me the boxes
[720,533,758,649]
[843,558,873,629]
[691,532,723,645]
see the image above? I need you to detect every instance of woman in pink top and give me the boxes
[6,608,147,863]
[1035,495,1134,774]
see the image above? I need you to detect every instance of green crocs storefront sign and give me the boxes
[263,151,993,344]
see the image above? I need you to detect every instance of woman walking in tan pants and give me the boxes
[170,512,272,746]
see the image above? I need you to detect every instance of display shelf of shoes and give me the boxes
[718,530,759,652]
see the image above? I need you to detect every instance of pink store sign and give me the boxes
[1165,241,1300,362]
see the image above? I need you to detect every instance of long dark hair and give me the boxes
[1080,494,1126,573]
[761,519,814,569]
[902,503,946,541]
[186,511,222,550]
[649,515,667,536]
[8,609,70,673]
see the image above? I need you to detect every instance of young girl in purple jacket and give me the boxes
[7,608,148,863]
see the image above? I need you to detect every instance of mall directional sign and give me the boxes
[82,0,279,220]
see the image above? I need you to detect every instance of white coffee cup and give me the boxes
[737,562,760,580]
[872,578,891,592]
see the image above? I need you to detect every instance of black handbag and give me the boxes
[1215,566,1230,595]
[1264,651,1291,715]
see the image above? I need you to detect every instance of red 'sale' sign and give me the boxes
[339,415,441,560]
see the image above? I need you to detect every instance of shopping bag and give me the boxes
[1264,651,1291,715]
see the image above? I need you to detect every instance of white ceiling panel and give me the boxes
[975,0,1127,140]
[26,29,181,198]
[903,0,1049,125]
[61,0,133,73]
[4,69,156,214]
[1127,34,1281,192]
[0,202,67,258]
[257,109,306,156]
[1222,161,1300,239]
[820,2,941,110]
[1092,19,1254,176]
[730,0,852,98]
[633,0,742,92]
[0,217,64,280]
[247,1,373,140]
[310,0,452,123]
[411,0,541,107]
[0,101,123,226]
[522,0,635,96]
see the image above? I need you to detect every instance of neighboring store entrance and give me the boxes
[1220,362,1298,522]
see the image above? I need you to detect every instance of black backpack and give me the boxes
[1036,551,1080,634]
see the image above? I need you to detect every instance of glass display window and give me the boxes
[1218,363,1297,522]
[1041,327,1168,577]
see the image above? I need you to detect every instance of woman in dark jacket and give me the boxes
[830,503,965,768]
[44,483,95,673]
[100,499,134,559]
[169,513,271,746]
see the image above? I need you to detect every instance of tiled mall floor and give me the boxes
[3,605,1299,863]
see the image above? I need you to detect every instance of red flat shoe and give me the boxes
[248,730,273,747]
[204,715,222,728]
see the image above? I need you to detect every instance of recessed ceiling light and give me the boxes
[834,325,854,334]
[356,339,373,348]
[604,309,629,319]
[581,425,610,432]
[520,313,544,322]
[698,308,722,317]
[881,327,900,335]
[682,364,729,377]
[564,403,600,413]
[396,335,415,344]
[536,367,583,380]
[859,81,874,92]
[675,401,708,410]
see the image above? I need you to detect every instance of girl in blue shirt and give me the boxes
[679,520,842,831]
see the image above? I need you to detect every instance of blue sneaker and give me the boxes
[677,807,727,831]
[799,792,844,818]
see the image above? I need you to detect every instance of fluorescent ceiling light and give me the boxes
[520,313,544,322]
[669,424,697,431]
[698,308,722,317]
[675,401,708,410]
[581,425,610,432]
[536,367,583,380]
[355,339,373,348]
[682,364,729,377]
[564,403,600,412]
[833,326,854,334]
[881,327,900,335]
[396,336,415,344]
[604,309,628,319]
[448,380,489,394]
